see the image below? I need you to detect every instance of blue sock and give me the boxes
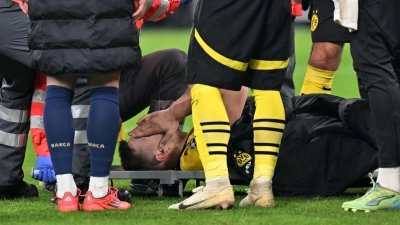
[87,87,120,177]
[44,85,74,175]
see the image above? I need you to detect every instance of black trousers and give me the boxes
[351,0,400,167]
[0,2,36,187]
[281,20,296,99]
[72,49,188,177]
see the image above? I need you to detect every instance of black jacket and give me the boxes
[28,0,141,76]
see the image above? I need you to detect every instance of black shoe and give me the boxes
[43,182,57,193]
[130,179,159,193]
[73,174,89,203]
[0,182,39,199]
[130,179,187,196]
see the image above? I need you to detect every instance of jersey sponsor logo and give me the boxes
[234,151,252,167]
[50,142,71,148]
[245,161,252,174]
[88,142,105,148]
[311,10,318,32]
[365,195,395,206]
[189,138,197,148]
[183,136,197,156]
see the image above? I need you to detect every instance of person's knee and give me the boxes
[157,49,188,96]
[309,42,345,70]
[162,48,187,76]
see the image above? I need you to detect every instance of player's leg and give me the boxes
[45,75,129,211]
[44,75,79,211]
[81,73,130,211]
[41,77,97,198]
[170,0,271,210]
[240,0,291,208]
[170,83,234,210]
[239,90,285,207]
[300,0,353,95]
[45,78,109,198]
[301,42,344,94]
[342,0,400,212]
[171,53,235,210]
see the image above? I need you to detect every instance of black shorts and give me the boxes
[186,0,292,91]
[309,0,354,43]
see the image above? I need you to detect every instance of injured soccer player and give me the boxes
[120,86,249,173]
[121,91,379,202]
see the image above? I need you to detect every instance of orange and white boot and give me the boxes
[82,186,130,211]
[57,189,81,212]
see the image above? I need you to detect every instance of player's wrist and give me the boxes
[167,105,186,122]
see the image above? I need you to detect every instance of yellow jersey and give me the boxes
[178,129,203,171]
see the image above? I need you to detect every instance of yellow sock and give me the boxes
[252,90,285,180]
[191,84,230,179]
[300,64,335,94]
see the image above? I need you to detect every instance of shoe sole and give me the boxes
[240,193,275,207]
[240,201,275,207]
[177,199,235,210]
[58,205,79,212]
[82,204,130,211]
[342,207,373,213]
[342,206,400,213]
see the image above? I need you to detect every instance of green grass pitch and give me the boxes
[1,26,399,225]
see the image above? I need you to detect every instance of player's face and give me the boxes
[127,134,163,156]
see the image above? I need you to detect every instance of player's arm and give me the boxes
[129,86,248,148]
[128,89,192,142]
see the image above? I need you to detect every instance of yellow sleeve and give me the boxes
[117,123,126,142]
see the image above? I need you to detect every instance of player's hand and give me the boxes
[32,156,56,183]
[132,0,154,23]
[129,109,180,148]
[180,0,193,4]
[18,0,29,15]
